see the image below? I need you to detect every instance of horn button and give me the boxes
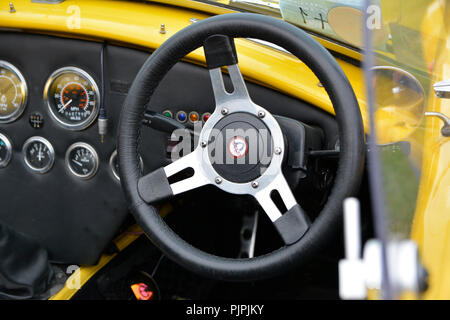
[208,112,273,183]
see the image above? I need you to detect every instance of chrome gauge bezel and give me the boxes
[22,136,55,174]
[0,133,13,168]
[65,142,99,180]
[0,60,28,124]
[43,66,100,131]
[109,149,143,182]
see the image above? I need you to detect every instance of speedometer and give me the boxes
[44,67,100,130]
[0,61,28,123]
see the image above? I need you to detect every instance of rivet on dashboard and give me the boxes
[9,2,16,13]
[257,110,265,118]
[200,141,207,148]
[221,108,229,115]
[215,177,222,184]
[251,181,259,188]
[159,24,166,34]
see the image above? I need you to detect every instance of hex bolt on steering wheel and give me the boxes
[118,13,365,281]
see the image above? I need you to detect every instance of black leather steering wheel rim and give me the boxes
[118,13,365,281]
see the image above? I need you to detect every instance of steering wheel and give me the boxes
[118,13,365,281]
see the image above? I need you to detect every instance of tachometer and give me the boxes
[0,61,28,123]
[44,67,100,130]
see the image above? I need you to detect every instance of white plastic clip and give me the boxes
[339,198,367,299]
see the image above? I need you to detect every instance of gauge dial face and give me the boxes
[0,61,28,123]
[66,142,99,179]
[44,67,100,130]
[109,150,143,181]
[0,133,12,168]
[23,137,54,174]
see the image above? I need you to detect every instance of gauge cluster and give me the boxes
[0,32,338,266]
[0,61,118,180]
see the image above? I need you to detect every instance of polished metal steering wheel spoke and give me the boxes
[209,64,252,111]
[137,148,211,203]
[253,172,297,221]
[163,148,210,195]
[253,172,310,245]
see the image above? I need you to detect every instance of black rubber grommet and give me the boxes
[204,35,238,69]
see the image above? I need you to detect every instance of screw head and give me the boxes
[215,177,222,184]
[221,108,229,115]
[200,141,207,148]
[251,181,259,188]
[274,147,282,155]
[257,110,265,118]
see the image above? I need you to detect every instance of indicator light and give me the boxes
[131,283,154,301]
[176,111,187,123]
[202,112,211,123]
[189,111,199,123]
[162,110,173,118]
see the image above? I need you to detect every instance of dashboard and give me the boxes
[0,31,338,265]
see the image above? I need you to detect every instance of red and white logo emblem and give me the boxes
[228,136,248,159]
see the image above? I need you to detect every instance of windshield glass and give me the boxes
[364,0,447,243]
[203,0,375,49]
[363,0,448,299]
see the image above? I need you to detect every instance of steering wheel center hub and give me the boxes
[208,112,273,183]
[228,136,248,159]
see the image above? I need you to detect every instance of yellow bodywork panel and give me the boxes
[49,224,144,300]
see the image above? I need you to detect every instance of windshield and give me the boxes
[203,1,436,57]
[203,0,373,49]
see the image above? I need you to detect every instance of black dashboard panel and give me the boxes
[0,32,338,265]
[0,33,133,265]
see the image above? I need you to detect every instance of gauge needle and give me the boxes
[63,99,72,109]
[59,99,72,113]
[37,144,44,162]
[72,159,83,167]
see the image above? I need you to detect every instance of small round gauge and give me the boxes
[44,67,100,130]
[0,133,13,168]
[22,137,55,174]
[109,149,143,181]
[0,61,28,123]
[66,142,99,179]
